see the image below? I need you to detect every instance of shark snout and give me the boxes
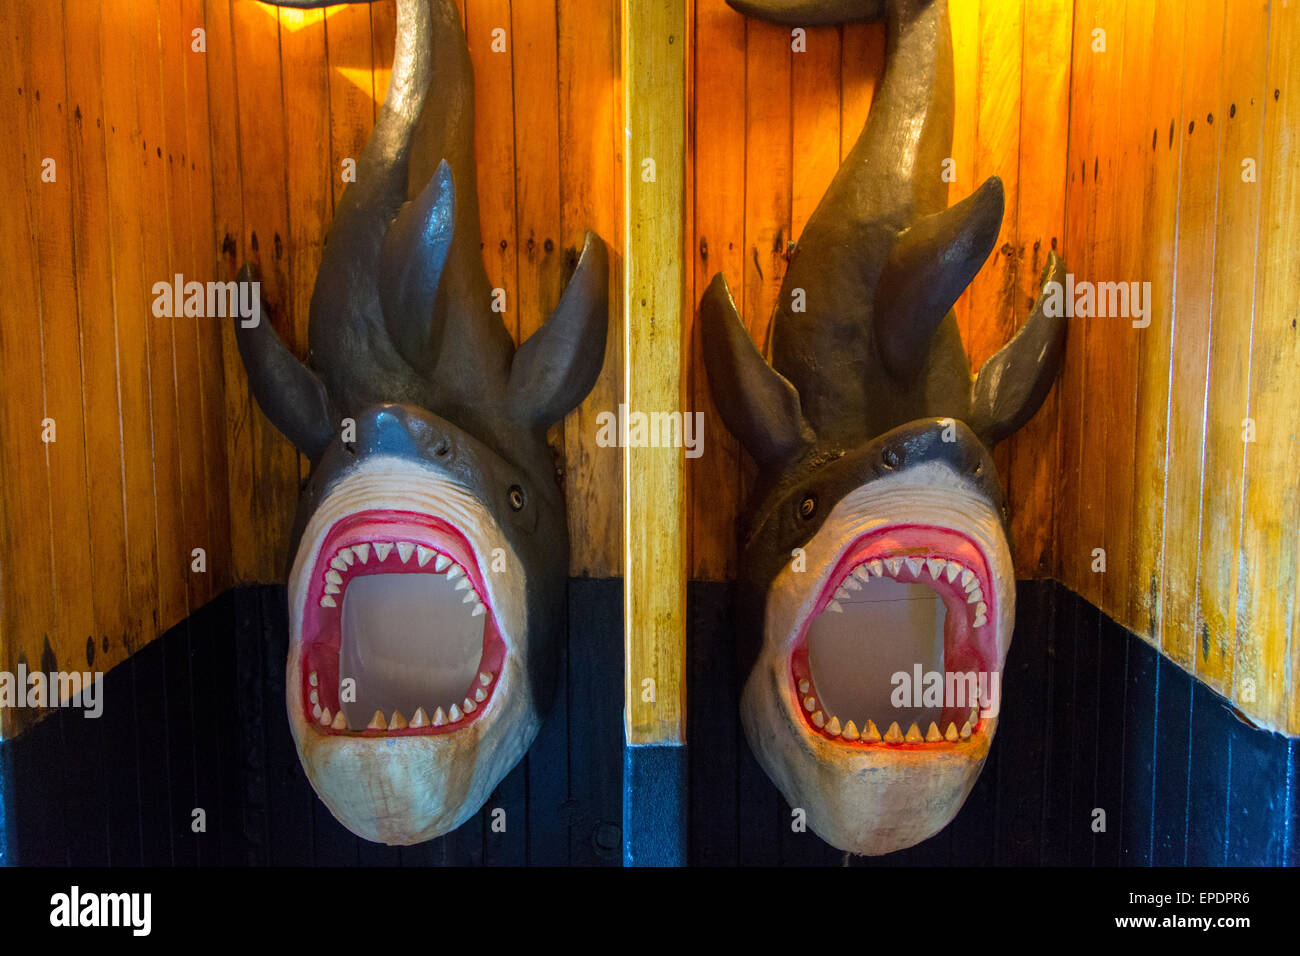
[866,417,1006,516]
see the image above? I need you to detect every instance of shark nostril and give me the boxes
[434,441,450,457]
[799,493,817,520]
[509,485,525,511]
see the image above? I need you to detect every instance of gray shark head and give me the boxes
[234,0,607,844]
[703,0,1066,855]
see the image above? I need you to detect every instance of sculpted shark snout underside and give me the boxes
[232,0,607,845]
[704,0,1067,855]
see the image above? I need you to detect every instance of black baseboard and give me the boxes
[686,580,1300,865]
[0,579,624,866]
[1,579,1295,865]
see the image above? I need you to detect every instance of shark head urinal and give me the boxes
[702,0,1067,855]
[234,0,608,844]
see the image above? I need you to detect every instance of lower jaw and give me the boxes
[286,639,542,845]
[741,657,996,856]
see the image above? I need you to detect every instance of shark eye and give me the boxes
[799,493,817,520]
[882,446,903,469]
[508,485,525,511]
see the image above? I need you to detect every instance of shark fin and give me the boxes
[233,264,335,462]
[379,159,456,371]
[874,176,1004,381]
[702,272,815,467]
[506,231,610,429]
[970,250,1069,446]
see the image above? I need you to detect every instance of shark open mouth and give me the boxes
[299,508,506,737]
[790,524,998,748]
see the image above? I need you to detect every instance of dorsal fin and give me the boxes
[874,176,1004,380]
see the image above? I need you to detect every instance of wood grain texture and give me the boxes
[623,0,687,745]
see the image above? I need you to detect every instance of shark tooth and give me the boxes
[320,596,336,608]
[416,545,435,567]
[446,563,464,581]
[432,706,447,727]
[826,600,843,613]
[826,716,842,736]
[944,722,958,741]
[945,562,961,583]
[331,710,347,731]
[868,559,884,577]
[367,710,388,731]
[904,722,924,743]
[885,557,903,576]
[409,707,429,728]
[396,541,415,563]
[842,720,860,741]
[449,702,463,722]
[374,542,393,561]
[389,710,408,730]
[812,711,826,728]
[884,721,903,744]
[904,557,924,577]
[434,553,451,572]
[925,721,942,742]
[352,543,370,564]
[926,558,945,579]
[863,720,882,742]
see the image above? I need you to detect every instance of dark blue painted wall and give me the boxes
[0,579,624,866]
[1,578,1295,865]
[687,580,1299,866]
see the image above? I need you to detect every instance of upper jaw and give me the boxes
[757,459,1015,759]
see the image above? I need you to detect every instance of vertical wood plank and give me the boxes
[1195,0,1268,696]
[182,0,233,598]
[559,0,622,577]
[1241,0,1300,733]
[133,0,191,631]
[688,0,745,582]
[100,0,164,648]
[624,0,686,745]
[0,0,56,737]
[24,2,98,673]
[1159,0,1226,668]
[62,0,132,667]
[229,0,300,584]
[1128,0,1185,639]
[1007,0,1070,578]
[466,0,519,340]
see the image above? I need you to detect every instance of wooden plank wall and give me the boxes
[1054,0,1300,734]
[3,0,1299,737]
[686,0,1072,581]
[0,0,622,737]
